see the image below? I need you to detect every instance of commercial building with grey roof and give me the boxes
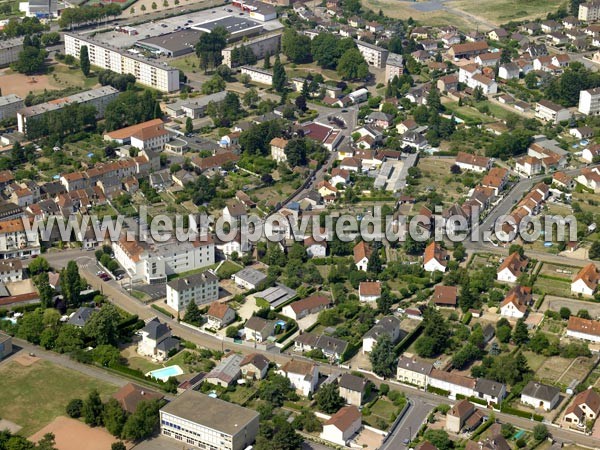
[160,390,259,450]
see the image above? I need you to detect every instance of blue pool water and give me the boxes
[146,365,183,381]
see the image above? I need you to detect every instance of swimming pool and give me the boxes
[146,365,183,382]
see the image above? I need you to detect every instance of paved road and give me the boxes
[30,249,600,447]
[381,399,435,450]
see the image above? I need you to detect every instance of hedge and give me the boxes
[471,417,494,439]
[500,405,543,421]
[427,385,450,397]
[276,321,299,344]
[394,321,424,354]
[455,394,487,406]
[461,312,472,325]
[151,304,174,318]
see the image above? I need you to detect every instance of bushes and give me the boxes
[500,405,543,421]
[66,398,83,418]
[427,385,450,397]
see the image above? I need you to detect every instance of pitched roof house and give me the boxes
[497,252,528,283]
[571,263,600,296]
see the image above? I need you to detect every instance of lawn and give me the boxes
[534,276,572,298]
[125,356,161,374]
[521,351,546,373]
[414,157,475,206]
[48,63,100,90]
[285,62,341,83]
[444,101,497,124]
[0,361,117,436]
[228,385,258,406]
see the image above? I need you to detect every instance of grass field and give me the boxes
[534,276,572,298]
[362,0,564,30]
[415,157,476,206]
[0,361,117,436]
[48,64,100,90]
[446,0,564,25]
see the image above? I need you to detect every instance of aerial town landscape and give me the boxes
[1,0,600,449]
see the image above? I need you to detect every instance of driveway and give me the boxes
[380,398,435,450]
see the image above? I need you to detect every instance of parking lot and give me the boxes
[94,5,283,50]
[133,283,167,300]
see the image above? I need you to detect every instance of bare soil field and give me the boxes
[30,416,122,450]
[0,71,54,98]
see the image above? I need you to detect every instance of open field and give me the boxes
[362,0,564,30]
[0,360,117,436]
[30,416,120,450]
[415,157,480,206]
[538,263,578,280]
[534,356,585,387]
[446,0,564,25]
[0,71,55,98]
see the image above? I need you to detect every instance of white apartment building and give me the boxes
[536,99,572,124]
[355,40,389,68]
[64,33,179,93]
[0,95,24,121]
[0,259,23,283]
[578,87,600,115]
[239,66,273,86]
[385,52,404,81]
[113,234,215,284]
[0,218,41,259]
[0,38,23,68]
[17,86,119,133]
[579,1,600,21]
[130,126,170,151]
[166,270,219,312]
[222,32,282,68]
[160,390,259,450]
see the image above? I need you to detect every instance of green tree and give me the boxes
[35,272,54,309]
[83,304,121,346]
[281,29,312,63]
[589,241,600,260]
[415,308,450,357]
[54,324,84,353]
[201,74,226,95]
[258,374,294,407]
[559,307,572,320]
[29,257,50,275]
[121,400,161,441]
[82,389,104,427]
[529,331,550,354]
[12,45,47,74]
[16,309,44,344]
[111,443,127,450]
[255,420,302,450]
[61,260,82,307]
[337,48,369,80]
[367,246,383,274]
[424,430,453,450]
[272,55,287,93]
[183,300,203,326]
[195,26,228,72]
[370,334,395,377]
[80,45,90,77]
[284,138,307,167]
[314,383,344,414]
[533,424,549,441]
[512,318,529,344]
[185,117,193,135]
[66,398,83,418]
[243,88,259,107]
[103,398,127,437]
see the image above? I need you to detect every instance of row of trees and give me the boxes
[104,90,161,131]
[58,4,122,29]
[12,34,47,75]
[25,102,97,140]
[1,16,48,38]
[98,69,136,92]
[0,431,57,450]
[195,27,228,73]
[67,390,163,442]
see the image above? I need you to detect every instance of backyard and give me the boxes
[0,360,117,436]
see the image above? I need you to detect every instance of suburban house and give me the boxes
[137,318,179,362]
[454,152,492,173]
[521,381,560,411]
[497,252,528,283]
[270,137,289,163]
[446,399,476,433]
[396,356,433,389]
[240,353,270,380]
[581,145,600,163]
[338,373,368,406]
[423,242,448,272]
[566,316,600,343]
[244,316,276,342]
[563,388,600,429]
[429,369,477,399]
[205,353,243,387]
[304,237,328,257]
[571,263,600,296]
[278,360,319,396]
[67,306,97,327]
[233,267,267,290]
[359,281,382,302]
[316,335,349,361]
[432,285,458,307]
[113,383,164,414]
[474,378,506,406]
[205,302,236,330]
[0,331,12,360]
[499,285,532,319]
[281,295,330,321]
[362,316,401,353]
[576,167,600,193]
[353,241,371,271]
[320,405,362,446]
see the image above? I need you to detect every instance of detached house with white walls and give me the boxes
[497,252,528,283]
[521,381,560,411]
[137,318,179,362]
[278,360,319,396]
[423,242,448,272]
[571,263,600,296]
[566,316,600,343]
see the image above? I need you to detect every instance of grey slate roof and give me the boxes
[397,355,433,375]
[68,307,97,327]
[475,378,505,397]
[167,270,218,292]
[364,316,400,341]
[522,381,560,401]
[142,318,171,341]
[339,373,368,393]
